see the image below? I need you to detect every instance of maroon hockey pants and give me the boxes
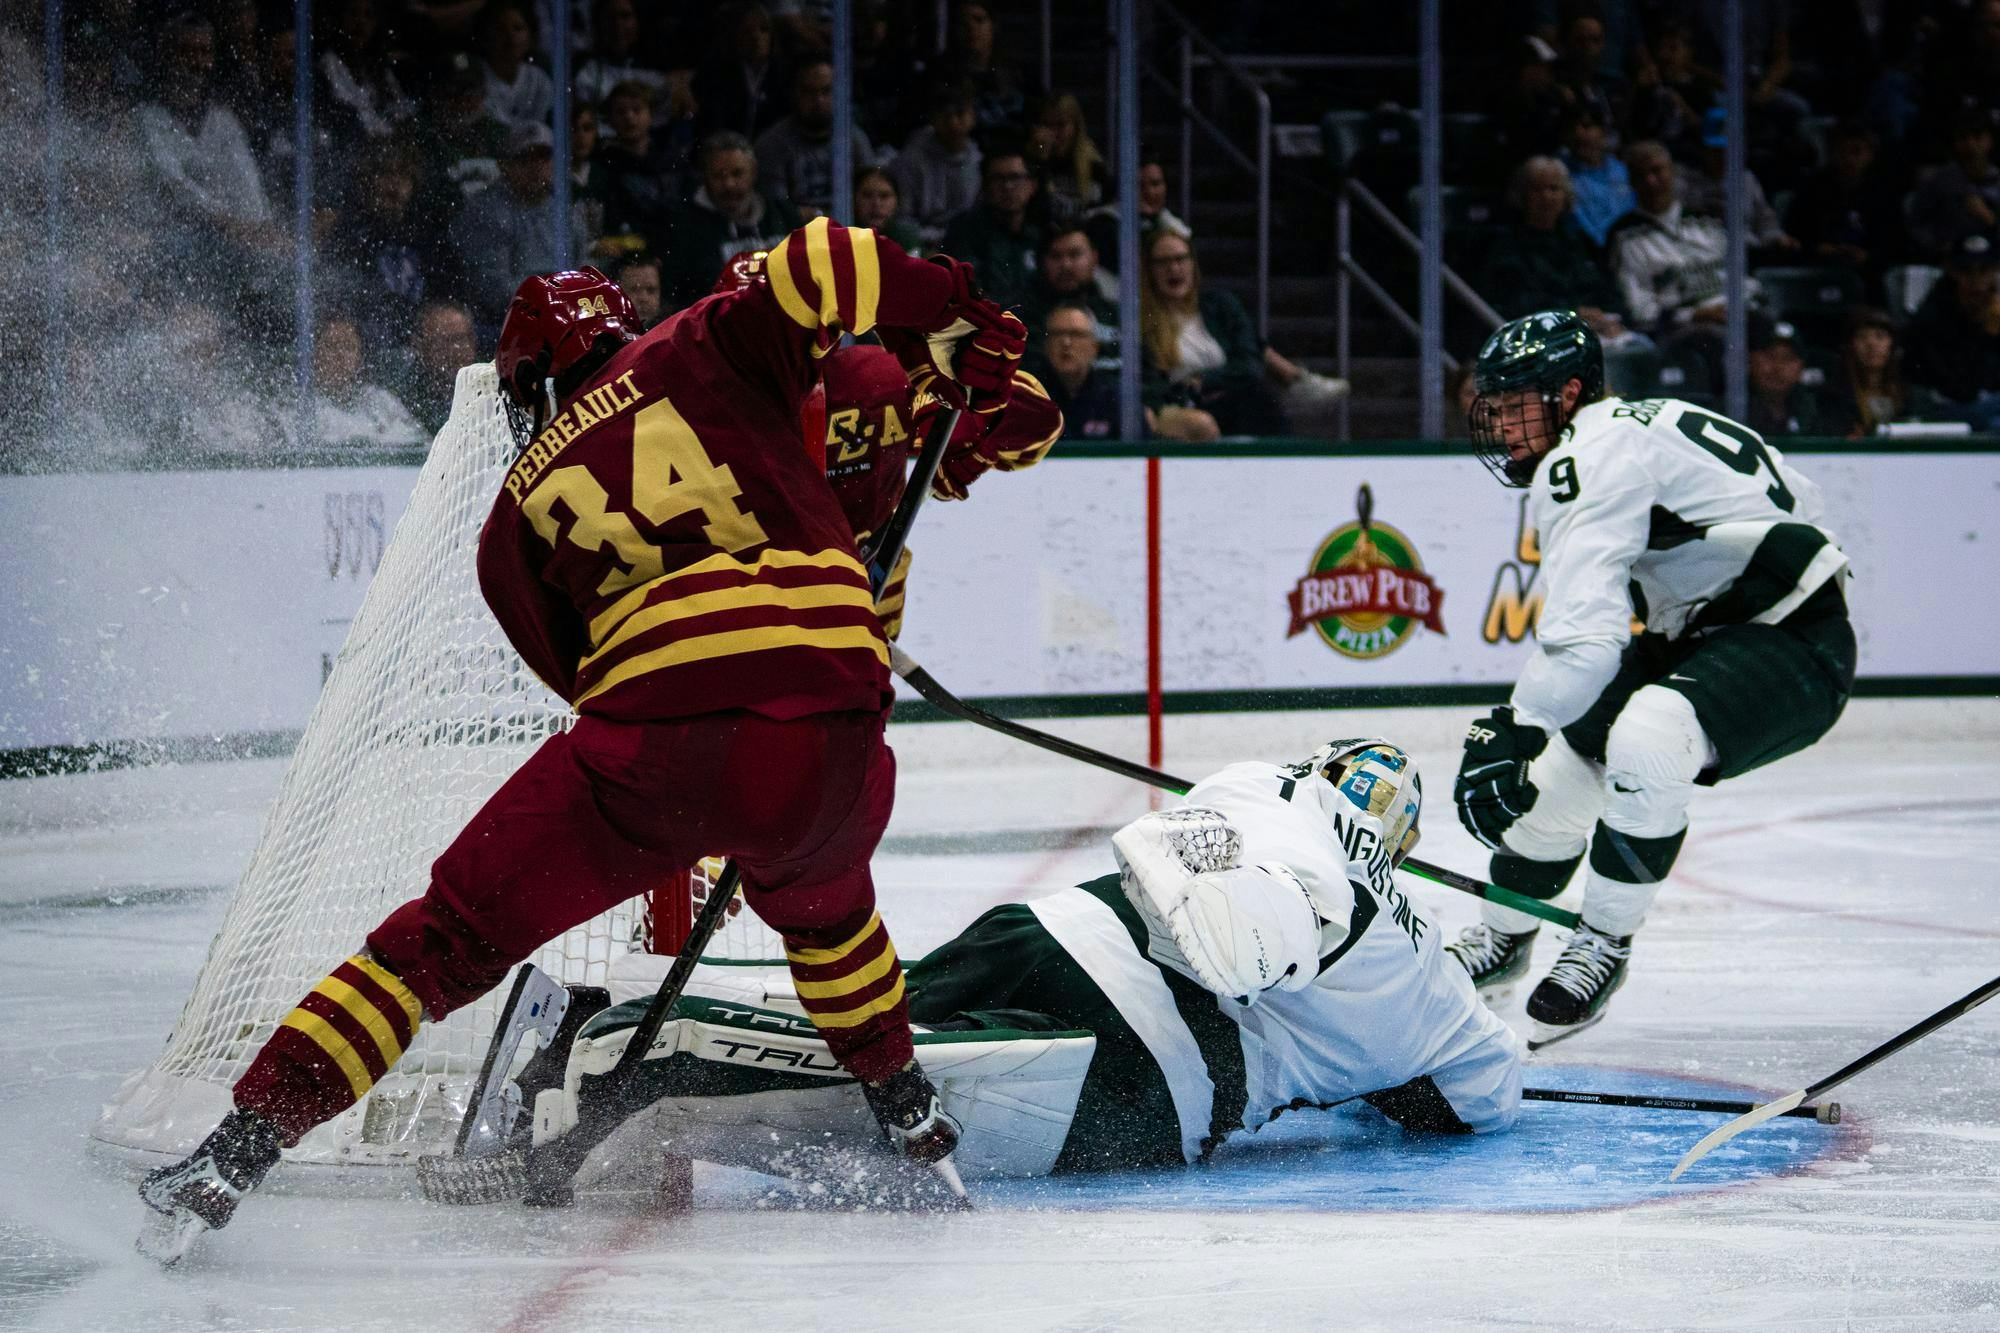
[236,708,910,1144]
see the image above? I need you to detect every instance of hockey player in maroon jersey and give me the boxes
[712,247,1062,638]
[138,218,1028,1261]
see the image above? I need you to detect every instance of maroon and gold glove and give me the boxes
[883,256,1026,415]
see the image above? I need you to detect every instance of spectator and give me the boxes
[1478,156,1622,324]
[1561,105,1634,247]
[1491,35,1568,161]
[1028,93,1106,221]
[1819,306,1935,437]
[1035,302,1122,440]
[150,297,292,460]
[478,0,554,135]
[941,147,1045,310]
[569,99,608,255]
[1624,18,1718,161]
[1904,231,2000,428]
[1917,0,2000,149]
[575,0,672,112]
[1679,108,1797,254]
[1607,140,1734,333]
[1744,315,1823,438]
[1084,147,1191,273]
[611,252,664,329]
[661,131,794,309]
[891,84,982,245]
[755,60,879,220]
[597,81,689,254]
[692,2,788,139]
[326,142,460,352]
[136,11,287,291]
[1022,225,1119,369]
[317,0,414,145]
[394,299,479,434]
[314,313,427,450]
[1908,109,2000,261]
[1785,119,1905,278]
[931,1,1025,132]
[1552,9,1621,134]
[1138,228,1283,437]
[451,122,560,318]
[853,166,924,254]
[411,51,508,213]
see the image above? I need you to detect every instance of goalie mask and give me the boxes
[1299,738,1423,867]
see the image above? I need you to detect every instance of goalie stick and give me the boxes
[424,407,969,1210]
[1670,970,2000,1180]
[886,644,1583,930]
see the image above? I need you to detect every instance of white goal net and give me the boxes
[93,365,782,1169]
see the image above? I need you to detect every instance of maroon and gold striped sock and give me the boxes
[233,954,423,1146]
[785,909,914,1084]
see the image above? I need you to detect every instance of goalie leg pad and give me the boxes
[546,995,1096,1181]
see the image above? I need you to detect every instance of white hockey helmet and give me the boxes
[1299,738,1423,866]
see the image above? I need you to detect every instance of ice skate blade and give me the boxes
[930,1155,972,1211]
[137,1208,210,1268]
[1527,1010,1609,1051]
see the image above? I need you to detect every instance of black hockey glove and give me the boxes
[1454,706,1548,852]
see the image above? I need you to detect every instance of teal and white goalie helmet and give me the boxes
[1299,738,1423,867]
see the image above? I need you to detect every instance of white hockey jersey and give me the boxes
[1030,762,1523,1163]
[1515,395,1850,728]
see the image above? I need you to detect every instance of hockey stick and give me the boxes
[1523,1087,1837,1122]
[510,408,968,1207]
[888,644,1583,930]
[1670,970,2000,1180]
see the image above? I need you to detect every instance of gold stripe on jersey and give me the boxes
[807,974,908,1028]
[805,218,842,332]
[850,226,881,335]
[580,580,878,673]
[588,547,871,646]
[348,954,424,1029]
[791,937,899,999]
[766,232,819,333]
[786,910,884,966]
[313,976,409,1067]
[574,623,889,707]
[280,1010,374,1100]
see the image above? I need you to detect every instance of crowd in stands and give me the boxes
[2,0,1997,470]
[1456,0,2000,434]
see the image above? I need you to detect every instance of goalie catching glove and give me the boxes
[881,256,1026,416]
[1111,808,1330,1004]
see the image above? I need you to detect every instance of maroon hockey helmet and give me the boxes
[712,248,770,296]
[494,267,641,414]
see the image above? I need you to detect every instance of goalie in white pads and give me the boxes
[1451,311,1855,1048]
[508,740,1521,1188]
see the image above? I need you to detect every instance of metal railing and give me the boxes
[1142,0,1270,338]
[1333,178,1504,441]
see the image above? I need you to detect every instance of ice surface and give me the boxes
[2,701,1997,1331]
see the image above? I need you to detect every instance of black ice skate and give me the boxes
[137,1107,282,1266]
[1525,924,1632,1050]
[862,1061,970,1207]
[1445,924,1539,1006]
